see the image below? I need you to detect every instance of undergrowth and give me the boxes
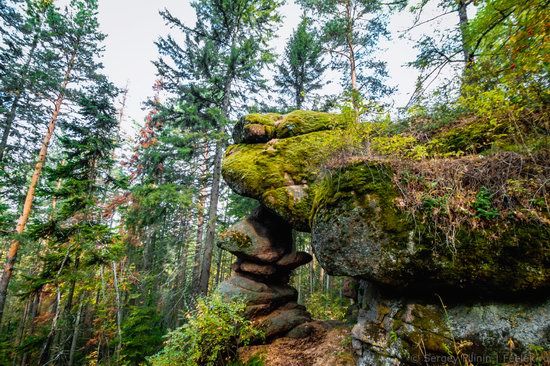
[149,293,263,366]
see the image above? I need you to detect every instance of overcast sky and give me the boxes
[95,1,459,134]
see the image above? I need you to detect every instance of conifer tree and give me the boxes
[275,17,327,110]
[297,0,399,113]
[154,0,283,296]
[0,0,115,324]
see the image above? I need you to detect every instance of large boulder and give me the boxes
[352,281,550,365]
[222,111,550,294]
[311,160,550,295]
[222,111,550,364]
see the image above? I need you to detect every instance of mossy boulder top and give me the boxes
[232,110,349,144]
[222,111,550,295]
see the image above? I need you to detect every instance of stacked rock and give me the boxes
[217,205,313,339]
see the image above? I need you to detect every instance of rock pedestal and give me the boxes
[217,205,312,339]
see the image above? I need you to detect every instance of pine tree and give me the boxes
[0,0,62,213]
[275,17,327,110]
[154,0,283,296]
[0,0,115,324]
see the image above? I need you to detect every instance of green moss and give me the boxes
[243,113,282,126]
[223,129,351,230]
[220,230,252,249]
[310,161,411,242]
[276,110,350,138]
[309,160,550,292]
[427,118,512,156]
[371,135,418,155]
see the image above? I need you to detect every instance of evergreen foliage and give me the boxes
[274,17,327,110]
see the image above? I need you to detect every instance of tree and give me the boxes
[405,0,475,103]
[0,0,114,324]
[33,74,120,365]
[275,17,327,110]
[155,0,283,296]
[462,0,549,108]
[297,0,398,113]
[407,0,549,108]
[0,0,64,218]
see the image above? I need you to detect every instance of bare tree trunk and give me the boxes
[0,51,76,324]
[191,145,210,296]
[68,295,84,366]
[112,261,123,360]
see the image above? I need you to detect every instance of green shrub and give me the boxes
[305,292,349,321]
[472,187,499,220]
[120,306,164,365]
[149,293,263,366]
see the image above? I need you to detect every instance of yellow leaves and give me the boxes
[507,337,516,351]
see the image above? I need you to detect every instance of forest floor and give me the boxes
[239,321,356,366]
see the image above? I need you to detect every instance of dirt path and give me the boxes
[239,321,356,366]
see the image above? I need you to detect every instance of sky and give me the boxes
[95,0,460,134]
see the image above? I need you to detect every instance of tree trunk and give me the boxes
[38,287,61,365]
[12,298,31,366]
[191,144,210,296]
[458,0,473,67]
[68,294,84,366]
[0,48,75,323]
[345,0,359,117]
[198,77,232,296]
[112,261,123,360]
[20,290,41,366]
[198,142,223,295]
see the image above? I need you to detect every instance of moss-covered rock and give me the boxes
[223,110,550,364]
[311,161,550,294]
[232,110,349,144]
[223,110,550,293]
[218,205,294,263]
[223,127,351,230]
[352,280,550,365]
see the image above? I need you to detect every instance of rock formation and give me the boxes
[221,110,550,364]
[217,205,313,339]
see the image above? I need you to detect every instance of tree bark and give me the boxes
[68,294,84,366]
[197,142,223,295]
[0,48,76,324]
[458,0,473,67]
[198,77,232,296]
